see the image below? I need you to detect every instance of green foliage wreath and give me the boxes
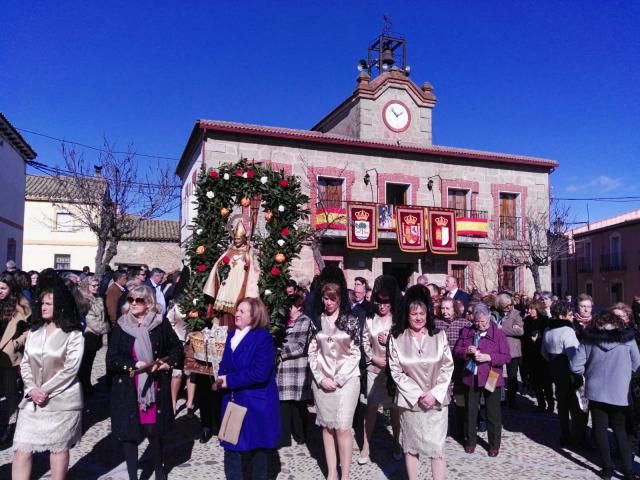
[179,158,310,342]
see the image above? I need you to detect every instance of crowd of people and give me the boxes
[2,258,640,480]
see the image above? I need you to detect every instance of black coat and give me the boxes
[106,317,183,441]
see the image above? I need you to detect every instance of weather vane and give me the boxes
[383,15,393,35]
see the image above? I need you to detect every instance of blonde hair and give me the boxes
[121,285,159,314]
[237,297,270,328]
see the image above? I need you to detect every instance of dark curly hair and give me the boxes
[31,269,81,333]
[366,274,403,320]
[0,273,19,330]
[391,284,439,338]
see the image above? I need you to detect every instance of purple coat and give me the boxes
[453,322,511,388]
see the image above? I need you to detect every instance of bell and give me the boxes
[381,47,394,68]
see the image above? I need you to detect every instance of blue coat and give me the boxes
[218,327,281,451]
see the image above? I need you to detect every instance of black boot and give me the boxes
[0,424,16,448]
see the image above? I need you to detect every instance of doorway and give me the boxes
[383,262,414,291]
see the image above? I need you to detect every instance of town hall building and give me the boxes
[176,35,557,293]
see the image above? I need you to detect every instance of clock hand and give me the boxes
[391,107,400,117]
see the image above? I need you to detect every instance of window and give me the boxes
[610,233,622,269]
[54,254,71,270]
[499,193,519,240]
[447,189,470,216]
[611,281,623,304]
[585,282,593,297]
[584,240,592,271]
[451,264,467,290]
[555,259,562,277]
[6,238,16,263]
[502,266,517,292]
[317,177,344,209]
[385,183,409,206]
[56,211,74,231]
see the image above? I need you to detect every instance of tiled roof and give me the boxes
[26,174,106,203]
[122,218,180,242]
[0,113,37,160]
[195,119,558,169]
[572,208,640,236]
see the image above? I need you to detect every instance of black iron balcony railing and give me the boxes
[576,257,593,273]
[498,216,521,240]
[452,208,489,219]
[600,253,625,272]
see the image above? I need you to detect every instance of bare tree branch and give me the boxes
[45,139,180,275]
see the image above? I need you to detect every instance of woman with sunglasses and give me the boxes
[107,285,183,480]
[359,275,402,464]
[78,276,109,395]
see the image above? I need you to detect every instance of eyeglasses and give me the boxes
[90,284,99,288]
[126,297,146,305]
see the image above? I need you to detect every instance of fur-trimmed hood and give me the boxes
[547,318,574,330]
[580,326,636,349]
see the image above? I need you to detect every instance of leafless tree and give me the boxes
[46,140,179,275]
[491,200,571,293]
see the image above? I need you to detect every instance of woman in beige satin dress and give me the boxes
[12,269,84,480]
[308,281,361,480]
[359,275,402,464]
[388,285,454,480]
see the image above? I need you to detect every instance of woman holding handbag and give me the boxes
[216,297,281,480]
[454,302,511,457]
[107,285,183,480]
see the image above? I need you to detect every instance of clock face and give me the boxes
[382,101,411,132]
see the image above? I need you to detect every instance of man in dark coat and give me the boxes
[445,275,471,310]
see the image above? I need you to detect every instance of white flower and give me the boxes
[278,205,285,212]
[206,191,214,199]
[264,289,272,296]
[192,298,198,305]
[242,172,248,179]
[196,228,203,235]
[293,224,298,230]
[277,239,285,247]
[260,176,268,184]
[223,173,230,180]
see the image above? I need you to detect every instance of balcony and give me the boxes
[498,216,521,241]
[576,257,593,273]
[313,202,489,240]
[600,253,625,272]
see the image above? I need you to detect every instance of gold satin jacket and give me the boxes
[20,326,84,411]
[388,329,454,411]
[308,314,361,387]
[362,315,392,374]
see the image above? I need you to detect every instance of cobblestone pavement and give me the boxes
[1,347,635,479]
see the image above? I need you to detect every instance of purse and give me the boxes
[218,394,247,446]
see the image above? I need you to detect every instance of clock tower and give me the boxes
[312,33,436,146]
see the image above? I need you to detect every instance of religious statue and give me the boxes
[203,220,260,325]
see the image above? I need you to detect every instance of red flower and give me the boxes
[271,266,281,276]
[235,168,243,177]
[209,170,219,179]
[222,256,231,264]
[246,170,256,179]
[279,179,289,187]
[281,228,289,236]
[196,264,206,272]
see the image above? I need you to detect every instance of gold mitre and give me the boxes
[232,220,247,238]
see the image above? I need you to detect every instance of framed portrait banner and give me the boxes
[395,206,427,252]
[346,203,378,250]
[378,204,395,230]
[427,208,458,254]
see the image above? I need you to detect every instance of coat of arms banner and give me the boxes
[395,206,427,252]
[346,203,378,250]
[427,208,458,254]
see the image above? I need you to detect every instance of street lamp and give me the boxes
[363,168,378,202]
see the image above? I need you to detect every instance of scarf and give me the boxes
[465,330,482,373]
[574,313,591,328]
[118,311,163,411]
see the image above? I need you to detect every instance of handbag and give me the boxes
[218,393,247,446]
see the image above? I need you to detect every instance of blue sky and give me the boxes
[2,1,639,224]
